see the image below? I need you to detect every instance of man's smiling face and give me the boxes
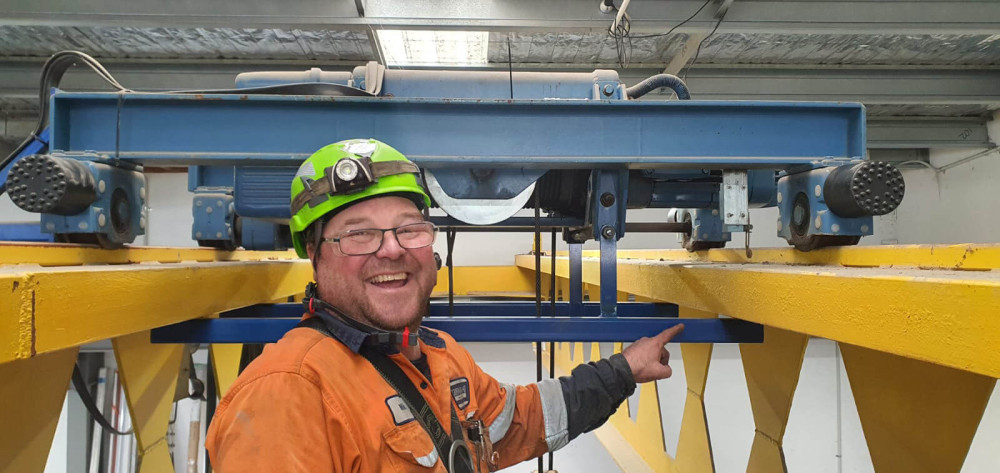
[308,196,438,330]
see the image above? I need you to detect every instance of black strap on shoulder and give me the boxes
[297,317,469,472]
[359,346,462,469]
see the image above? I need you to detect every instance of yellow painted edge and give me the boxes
[577,244,1000,271]
[0,242,301,266]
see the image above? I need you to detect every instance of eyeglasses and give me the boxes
[322,222,438,256]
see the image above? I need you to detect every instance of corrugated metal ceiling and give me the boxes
[3,26,999,67]
[0,26,373,61]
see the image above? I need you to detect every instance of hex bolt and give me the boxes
[602,84,615,97]
[600,225,616,240]
[600,192,615,207]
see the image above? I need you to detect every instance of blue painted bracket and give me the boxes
[150,317,762,344]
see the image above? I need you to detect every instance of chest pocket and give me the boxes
[382,420,441,471]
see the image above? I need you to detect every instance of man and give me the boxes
[206,139,684,472]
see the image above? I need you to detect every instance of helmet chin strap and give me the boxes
[303,282,419,348]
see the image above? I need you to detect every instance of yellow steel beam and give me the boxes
[114,330,185,473]
[516,244,1000,378]
[840,343,997,473]
[0,347,77,473]
[740,327,809,473]
[1,256,312,365]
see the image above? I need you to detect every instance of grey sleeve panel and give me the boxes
[537,378,570,452]
[488,383,517,442]
[557,353,637,441]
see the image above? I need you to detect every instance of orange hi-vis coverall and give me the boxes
[207,313,637,472]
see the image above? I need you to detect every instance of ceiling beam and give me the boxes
[2,0,999,35]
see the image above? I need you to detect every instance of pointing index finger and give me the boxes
[656,323,685,344]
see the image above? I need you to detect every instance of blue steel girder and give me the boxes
[223,302,679,318]
[150,318,762,344]
[49,92,866,169]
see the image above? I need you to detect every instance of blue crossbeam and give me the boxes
[0,223,54,242]
[51,93,865,167]
[222,302,678,318]
[150,317,762,344]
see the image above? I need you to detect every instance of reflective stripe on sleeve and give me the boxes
[488,383,517,442]
[536,378,569,451]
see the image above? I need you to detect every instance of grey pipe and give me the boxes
[626,74,691,100]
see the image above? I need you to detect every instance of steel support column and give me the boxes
[740,327,809,473]
[674,307,717,473]
[113,331,184,473]
[840,344,996,473]
[0,347,78,473]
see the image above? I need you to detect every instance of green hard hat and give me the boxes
[289,139,431,258]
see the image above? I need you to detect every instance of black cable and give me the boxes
[71,363,133,436]
[630,0,712,39]
[547,229,556,471]
[507,34,514,99]
[446,229,457,316]
[534,192,543,473]
[681,13,725,81]
[0,51,128,196]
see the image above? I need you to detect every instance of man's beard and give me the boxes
[355,294,430,331]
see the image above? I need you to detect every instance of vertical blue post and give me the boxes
[569,243,583,317]
[594,170,623,317]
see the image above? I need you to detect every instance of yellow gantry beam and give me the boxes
[0,243,313,365]
[516,244,1000,378]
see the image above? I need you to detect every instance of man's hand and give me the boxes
[621,324,685,384]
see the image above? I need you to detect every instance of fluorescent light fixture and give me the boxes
[376,30,489,66]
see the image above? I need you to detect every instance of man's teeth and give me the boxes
[369,273,407,284]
